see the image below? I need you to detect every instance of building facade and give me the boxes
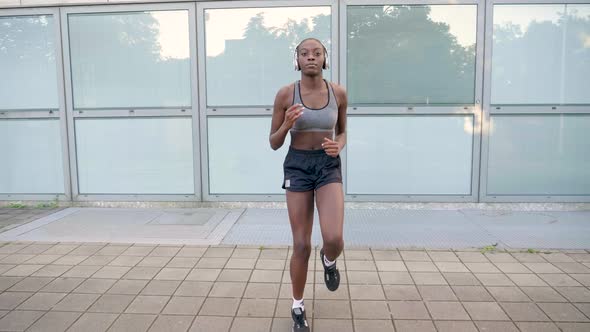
[1,0,589,203]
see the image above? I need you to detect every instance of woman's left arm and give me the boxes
[322,84,348,157]
[333,84,348,152]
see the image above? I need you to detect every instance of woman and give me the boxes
[269,38,347,331]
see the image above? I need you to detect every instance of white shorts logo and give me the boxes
[285,179,290,188]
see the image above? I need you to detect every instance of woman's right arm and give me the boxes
[269,86,302,150]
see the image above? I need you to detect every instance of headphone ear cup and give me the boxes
[293,51,300,71]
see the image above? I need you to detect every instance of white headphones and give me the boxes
[293,39,330,71]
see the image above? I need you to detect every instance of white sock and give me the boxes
[323,253,336,267]
[292,297,304,311]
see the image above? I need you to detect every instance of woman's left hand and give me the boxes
[322,137,340,157]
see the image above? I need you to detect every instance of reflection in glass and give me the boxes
[492,5,590,104]
[487,115,590,195]
[0,119,64,193]
[205,7,331,107]
[75,118,194,194]
[68,10,191,109]
[347,116,473,195]
[208,117,289,194]
[347,5,477,105]
[0,15,59,110]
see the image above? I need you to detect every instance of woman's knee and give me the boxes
[324,234,344,252]
[292,241,312,259]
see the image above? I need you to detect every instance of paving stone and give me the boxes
[41,277,85,293]
[500,302,551,321]
[229,317,272,332]
[539,274,583,287]
[475,321,519,332]
[452,286,494,302]
[88,294,135,313]
[435,320,478,332]
[186,268,221,282]
[9,277,54,292]
[32,265,72,278]
[107,279,149,295]
[418,285,457,301]
[521,286,568,302]
[209,282,246,298]
[378,271,414,285]
[443,273,481,286]
[383,285,421,301]
[175,281,213,297]
[237,298,276,317]
[124,267,161,280]
[313,319,353,332]
[516,322,561,332]
[162,296,205,315]
[52,293,100,312]
[394,320,436,332]
[0,292,33,310]
[0,310,45,331]
[73,279,117,294]
[148,315,194,332]
[425,301,470,320]
[125,295,170,314]
[556,322,590,332]
[411,272,447,285]
[154,268,190,281]
[400,251,431,261]
[349,284,385,300]
[243,283,280,298]
[350,300,390,319]
[17,292,66,310]
[199,297,240,316]
[462,301,510,320]
[92,266,131,279]
[217,269,252,282]
[27,311,81,332]
[189,316,232,332]
[537,303,589,322]
[140,280,181,296]
[108,313,157,332]
[435,262,470,273]
[388,301,430,319]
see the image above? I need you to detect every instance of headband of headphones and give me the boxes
[293,38,330,71]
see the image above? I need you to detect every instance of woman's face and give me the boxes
[297,39,325,76]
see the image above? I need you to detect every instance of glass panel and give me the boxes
[487,115,590,195]
[347,116,473,195]
[0,119,64,194]
[0,15,59,110]
[208,117,290,194]
[205,6,331,107]
[347,5,477,105]
[492,4,590,105]
[75,118,194,194]
[68,10,191,109]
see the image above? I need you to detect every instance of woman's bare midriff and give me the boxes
[289,130,334,150]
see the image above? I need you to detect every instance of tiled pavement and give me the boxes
[0,242,588,331]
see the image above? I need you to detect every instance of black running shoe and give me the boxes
[320,248,340,291]
[291,307,309,331]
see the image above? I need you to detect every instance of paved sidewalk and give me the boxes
[0,242,588,332]
[0,208,64,234]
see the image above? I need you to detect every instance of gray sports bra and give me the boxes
[290,80,338,132]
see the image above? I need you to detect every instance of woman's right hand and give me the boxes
[282,103,304,129]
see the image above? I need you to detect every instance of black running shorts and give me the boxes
[282,146,343,192]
